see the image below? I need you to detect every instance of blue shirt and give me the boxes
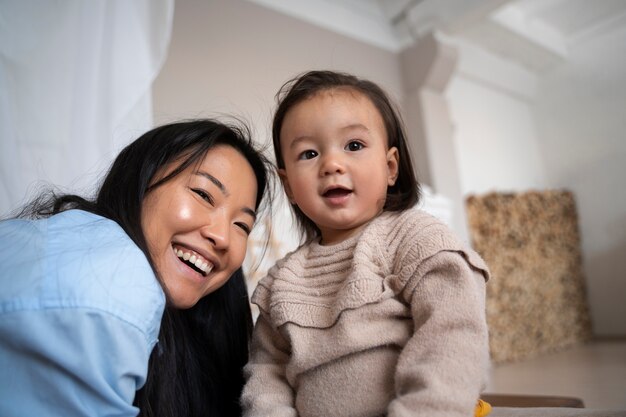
[0,210,165,416]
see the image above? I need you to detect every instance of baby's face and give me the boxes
[278,88,398,245]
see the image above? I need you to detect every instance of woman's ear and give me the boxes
[386,147,399,186]
[278,168,296,204]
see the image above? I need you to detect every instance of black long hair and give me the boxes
[272,70,420,242]
[17,119,273,416]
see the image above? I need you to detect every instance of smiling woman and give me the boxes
[142,144,259,309]
[0,119,273,417]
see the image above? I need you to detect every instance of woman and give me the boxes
[0,119,273,416]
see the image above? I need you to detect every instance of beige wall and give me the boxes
[153,0,403,142]
[534,24,626,336]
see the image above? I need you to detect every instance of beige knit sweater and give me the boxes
[242,207,490,417]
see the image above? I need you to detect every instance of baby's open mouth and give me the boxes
[323,188,352,198]
[172,245,213,276]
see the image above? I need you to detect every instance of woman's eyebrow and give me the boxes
[196,171,257,220]
[243,207,257,221]
[196,171,228,196]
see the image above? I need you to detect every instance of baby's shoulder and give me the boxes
[369,206,490,283]
[365,206,488,272]
[367,206,459,249]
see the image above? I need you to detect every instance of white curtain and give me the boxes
[0,0,174,216]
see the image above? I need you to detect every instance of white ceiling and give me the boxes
[248,0,626,72]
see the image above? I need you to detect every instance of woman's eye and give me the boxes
[346,141,364,151]
[192,188,214,205]
[235,222,251,235]
[298,150,318,160]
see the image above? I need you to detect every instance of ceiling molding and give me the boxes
[246,0,407,52]
[247,0,626,73]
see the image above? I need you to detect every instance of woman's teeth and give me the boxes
[174,248,213,275]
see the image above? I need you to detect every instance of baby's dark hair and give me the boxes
[272,70,421,241]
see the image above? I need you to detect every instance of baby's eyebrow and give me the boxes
[289,124,370,147]
[289,136,313,149]
[341,123,370,132]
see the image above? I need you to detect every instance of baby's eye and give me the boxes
[299,150,318,160]
[192,188,214,205]
[346,141,364,151]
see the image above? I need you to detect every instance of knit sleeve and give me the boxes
[387,250,490,417]
[241,312,297,417]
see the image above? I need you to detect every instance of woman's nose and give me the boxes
[319,152,346,176]
[200,214,229,250]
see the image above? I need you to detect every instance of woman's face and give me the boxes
[141,144,258,309]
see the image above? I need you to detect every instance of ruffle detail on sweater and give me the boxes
[379,208,490,296]
[252,230,394,328]
[252,207,490,329]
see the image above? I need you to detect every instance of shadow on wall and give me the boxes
[583,236,626,337]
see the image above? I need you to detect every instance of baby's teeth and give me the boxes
[189,255,197,263]
[177,249,183,257]
[194,258,204,269]
[183,252,191,261]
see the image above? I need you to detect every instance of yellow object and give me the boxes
[475,399,492,417]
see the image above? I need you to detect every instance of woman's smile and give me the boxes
[172,244,214,276]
